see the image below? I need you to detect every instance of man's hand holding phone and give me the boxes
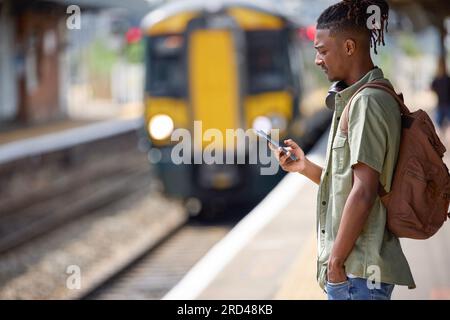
[269,139,306,174]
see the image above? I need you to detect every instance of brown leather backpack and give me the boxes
[340,81,450,239]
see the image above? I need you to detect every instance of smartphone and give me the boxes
[254,129,298,161]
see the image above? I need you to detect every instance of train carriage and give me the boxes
[141,0,304,216]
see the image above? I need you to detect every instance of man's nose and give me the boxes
[315,52,323,66]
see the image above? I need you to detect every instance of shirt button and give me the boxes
[321,230,325,234]
[337,116,341,121]
[326,172,329,176]
[321,201,326,206]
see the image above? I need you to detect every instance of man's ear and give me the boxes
[344,39,356,56]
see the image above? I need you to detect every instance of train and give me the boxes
[140,0,307,217]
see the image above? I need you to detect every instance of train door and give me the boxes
[186,15,243,149]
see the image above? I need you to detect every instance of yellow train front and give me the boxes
[141,0,303,216]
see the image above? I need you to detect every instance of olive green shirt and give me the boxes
[316,67,416,290]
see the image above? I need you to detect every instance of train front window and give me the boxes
[246,30,291,93]
[146,35,184,97]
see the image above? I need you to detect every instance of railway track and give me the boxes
[83,206,251,300]
[0,164,150,255]
[0,165,187,300]
[0,126,158,256]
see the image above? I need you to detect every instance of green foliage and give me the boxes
[398,33,421,58]
[87,39,118,75]
[125,41,144,64]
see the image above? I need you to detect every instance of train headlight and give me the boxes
[252,116,272,134]
[270,114,287,132]
[252,114,287,133]
[148,114,174,140]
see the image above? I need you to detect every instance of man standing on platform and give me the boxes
[272,0,415,300]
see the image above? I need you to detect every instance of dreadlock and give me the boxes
[317,0,389,54]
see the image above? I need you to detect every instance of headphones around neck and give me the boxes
[325,81,348,110]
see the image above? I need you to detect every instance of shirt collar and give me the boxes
[337,67,384,105]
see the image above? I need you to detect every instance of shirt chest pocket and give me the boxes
[331,134,348,174]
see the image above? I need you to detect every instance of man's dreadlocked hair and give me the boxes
[317,0,389,54]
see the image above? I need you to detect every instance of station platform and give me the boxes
[165,122,450,300]
[0,117,143,165]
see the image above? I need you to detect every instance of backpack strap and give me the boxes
[340,81,411,136]
[339,81,410,199]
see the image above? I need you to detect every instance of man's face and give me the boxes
[314,29,349,82]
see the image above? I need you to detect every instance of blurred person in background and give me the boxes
[271,0,415,300]
[431,57,450,134]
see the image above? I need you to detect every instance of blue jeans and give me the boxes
[326,277,395,300]
[435,107,450,128]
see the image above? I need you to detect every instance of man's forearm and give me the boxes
[299,157,323,185]
[329,187,375,268]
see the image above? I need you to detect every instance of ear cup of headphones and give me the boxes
[326,81,348,110]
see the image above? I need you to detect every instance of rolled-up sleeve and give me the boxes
[348,94,388,174]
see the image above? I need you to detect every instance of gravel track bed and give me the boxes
[0,179,187,299]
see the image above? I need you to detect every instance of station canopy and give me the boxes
[389,0,450,30]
